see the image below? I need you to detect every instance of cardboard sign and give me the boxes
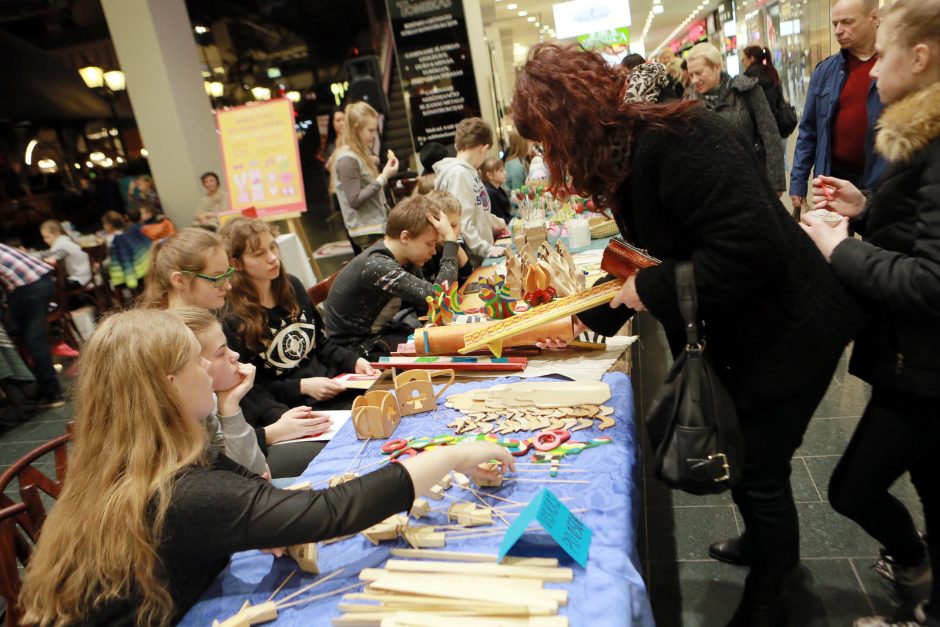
[216,99,306,217]
[497,488,592,567]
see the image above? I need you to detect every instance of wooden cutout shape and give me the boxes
[597,414,616,430]
[571,418,594,432]
[287,542,319,574]
[213,601,278,627]
[447,503,493,527]
[424,484,445,501]
[362,514,407,545]
[402,527,446,548]
[328,472,358,487]
[437,474,453,490]
[394,369,455,417]
[352,390,400,439]
[452,472,471,488]
[410,498,431,518]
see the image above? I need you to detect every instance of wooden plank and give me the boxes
[384,559,573,583]
[380,613,569,627]
[342,594,539,615]
[388,548,558,568]
[358,570,547,591]
[368,577,560,612]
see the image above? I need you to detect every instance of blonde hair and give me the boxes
[412,173,436,196]
[426,189,461,217]
[505,130,529,163]
[168,306,220,345]
[882,0,940,49]
[39,219,65,236]
[138,228,226,308]
[687,43,724,69]
[20,309,208,626]
[337,101,380,178]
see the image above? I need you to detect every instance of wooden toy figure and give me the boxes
[351,390,401,439]
[393,369,455,417]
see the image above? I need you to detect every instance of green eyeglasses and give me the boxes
[181,266,236,288]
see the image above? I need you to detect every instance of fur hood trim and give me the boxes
[876,82,940,163]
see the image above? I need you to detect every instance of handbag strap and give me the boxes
[676,262,700,347]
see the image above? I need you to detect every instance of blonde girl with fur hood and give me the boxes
[802,1,940,624]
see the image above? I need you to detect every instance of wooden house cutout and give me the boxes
[352,390,400,439]
[393,369,455,417]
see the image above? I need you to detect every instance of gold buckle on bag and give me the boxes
[709,453,730,482]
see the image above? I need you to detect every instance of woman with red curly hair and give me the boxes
[513,44,863,625]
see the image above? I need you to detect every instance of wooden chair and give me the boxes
[0,432,70,627]
[306,266,343,308]
[0,431,71,540]
[0,502,30,627]
[47,264,83,350]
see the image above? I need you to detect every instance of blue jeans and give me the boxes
[6,275,61,399]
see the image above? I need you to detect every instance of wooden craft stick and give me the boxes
[508,469,589,474]
[462,486,524,506]
[265,570,296,603]
[344,437,371,475]
[503,478,591,485]
[277,581,364,610]
[465,488,510,525]
[387,549,557,567]
[276,568,344,605]
[359,570,545,589]
[384,559,573,582]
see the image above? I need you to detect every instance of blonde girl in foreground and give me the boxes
[19,309,512,626]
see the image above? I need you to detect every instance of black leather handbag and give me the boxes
[646,263,745,495]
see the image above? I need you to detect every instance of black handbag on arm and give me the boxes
[646,262,745,495]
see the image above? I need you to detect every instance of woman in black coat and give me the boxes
[801,2,940,622]
[513,43,863,626]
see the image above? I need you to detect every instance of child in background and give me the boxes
[433,117,505,266]
[479,157,513,223]
[18,308,513,625]
[37,219,92,287]
[102,211,151,291]
[139,203,177,241]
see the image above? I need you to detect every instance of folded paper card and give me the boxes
[497,487,592,568]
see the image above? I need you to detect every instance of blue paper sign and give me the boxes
[497,488,592,567]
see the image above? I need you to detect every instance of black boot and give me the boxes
[710,533,751,566]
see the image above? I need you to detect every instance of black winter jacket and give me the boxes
[830,82,940,396]
[580,109,863,410]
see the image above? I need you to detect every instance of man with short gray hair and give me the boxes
[789,0,885,218]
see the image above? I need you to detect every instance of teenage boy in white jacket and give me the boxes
[433,117,506,266]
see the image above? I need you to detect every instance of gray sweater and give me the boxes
[433,157,495,266]
[205,408,267,476]
[332,147,389,237]
[692,73,787,192]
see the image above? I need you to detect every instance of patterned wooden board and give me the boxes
[458,279,626,357]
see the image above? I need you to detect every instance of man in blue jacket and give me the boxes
[789,0,886,219]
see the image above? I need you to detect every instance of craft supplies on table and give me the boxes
[180,374,653,627]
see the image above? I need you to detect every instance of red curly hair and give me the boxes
[512,44,697,209]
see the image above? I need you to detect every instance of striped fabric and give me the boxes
[0,243,52,293]
[107,225,152,289]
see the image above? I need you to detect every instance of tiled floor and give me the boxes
[632,311,925,626]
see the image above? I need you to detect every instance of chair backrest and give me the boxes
[306,267,343,307]
[0,501,30,627]
[0,432,71,542]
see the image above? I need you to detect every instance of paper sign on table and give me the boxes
[332,372,381,390]
[497,487,592,567]
[270,410,351,445]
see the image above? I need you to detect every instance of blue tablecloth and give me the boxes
[180,372,653,627]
